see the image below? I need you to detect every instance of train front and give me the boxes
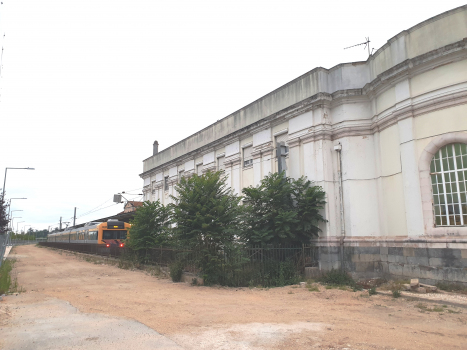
[101,220,130,248]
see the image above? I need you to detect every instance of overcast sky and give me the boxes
[0,0,465,232]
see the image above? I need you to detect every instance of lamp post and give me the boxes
[7,198,27,229]
[2,167,35,201]
[23,224,31,235]
[17,221,25,235]
[10,210,23,231]
[11,216,22,233]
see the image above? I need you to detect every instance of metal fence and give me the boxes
[0,233,9,267]
[39,242,318,286]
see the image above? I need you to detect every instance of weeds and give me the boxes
[379,280,409,294]
[392,290,401,298]
[170,261,184,282]
[318,269,355,287]
[436,282,467,295]
[317,269,356,291]
[0,259,24,294]
[447,309,462,314]
[369,287,377,296]
[308,285,320,292]
[0,259,13,294]
[416,303,444,312]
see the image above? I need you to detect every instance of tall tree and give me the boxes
[171,171,243,285]
[0,190,8,234]
[242,172,326,246]
[127,200,172,250]
[171,171,243,250]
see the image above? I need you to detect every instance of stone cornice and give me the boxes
[202,162,217,173]
[252,142,274,158]
[363,38,467,98]
[140,39,467,178]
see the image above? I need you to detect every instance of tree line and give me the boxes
[128,171,326,251]
[127,171,326,285]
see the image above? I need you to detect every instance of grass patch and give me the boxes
[369,287,377,296]
[436,282,467,295]
[447,309,462,314]
[0,259,14,294]
[416,303,444,312]
[308,285,320,292]
[317,269,355,287]
[0,259,24,294]
[379,279,409,292]
[356,278,386,289]
[392,290,401,298]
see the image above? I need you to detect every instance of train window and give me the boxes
[103,230,127,240]
[88,231,97,240]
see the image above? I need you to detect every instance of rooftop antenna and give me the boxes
[344,37,374,58]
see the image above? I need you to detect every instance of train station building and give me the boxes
[140,6,467,285]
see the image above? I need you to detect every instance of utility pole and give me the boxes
[73,207,76,227]
[59,217,62,230]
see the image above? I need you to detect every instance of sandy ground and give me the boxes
[1,245,467,349]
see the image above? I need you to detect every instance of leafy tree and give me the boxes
[127,200,172,250]
[170,171,243,284]
[171,171,243,249]
[242,172,326,246]
[0,190,8,235]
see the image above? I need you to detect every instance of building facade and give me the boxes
[141,6,467,285]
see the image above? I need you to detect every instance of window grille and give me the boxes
[430,143,467,226]
[217,156,225,171]
[243,146,253,168]
[164,176,169,191]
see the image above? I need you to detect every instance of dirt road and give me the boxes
[1,245,467,349]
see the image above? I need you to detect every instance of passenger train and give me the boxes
[47,219,131,247]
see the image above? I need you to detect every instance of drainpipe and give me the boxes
[334,143,346,270]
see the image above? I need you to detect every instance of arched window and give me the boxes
[430,143,467,226]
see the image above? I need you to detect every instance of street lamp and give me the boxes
[23,224,31,235]
[11,216,22,232]
[2,167,35,201]
[17,221,25,234]
[10,210,23,231]
[7,198,27,227]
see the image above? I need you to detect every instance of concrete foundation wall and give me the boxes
[315,240,467,286]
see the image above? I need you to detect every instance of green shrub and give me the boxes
[242,172,326,246]
[369,287,377,296]
[0,259,13,294]
[170,261,184,282]
[308,285,320,292]
[318,269,355,287]
[392,290,401,298]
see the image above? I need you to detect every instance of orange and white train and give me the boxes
[47,220,130,247]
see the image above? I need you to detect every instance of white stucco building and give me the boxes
[141,6,467,284]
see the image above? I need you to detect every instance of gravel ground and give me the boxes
[1,245,467,349]
[1,294,183,350]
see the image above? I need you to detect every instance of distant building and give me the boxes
[140,6,467,285]
[121,201,143,214]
